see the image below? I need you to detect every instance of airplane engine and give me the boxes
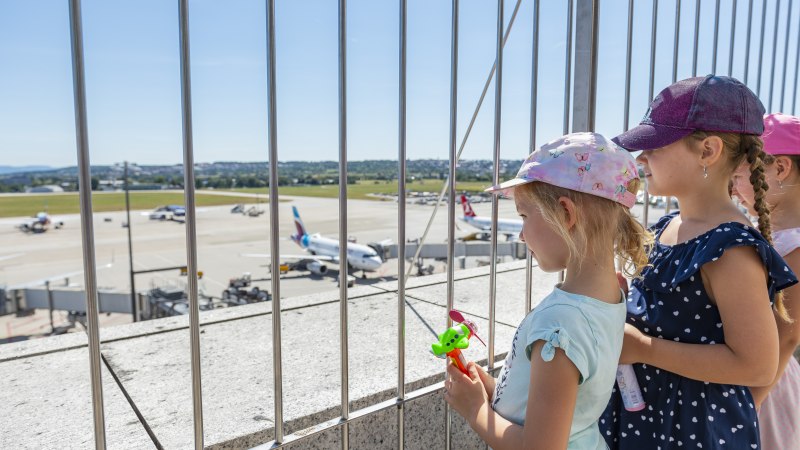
[306,261,328,275]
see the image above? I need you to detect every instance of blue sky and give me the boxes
[0,0,798,167]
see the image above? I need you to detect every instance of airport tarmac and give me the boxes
[0,192,666,340]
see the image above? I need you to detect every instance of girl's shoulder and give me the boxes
[643,215,796,292]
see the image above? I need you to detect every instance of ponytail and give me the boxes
[742,135,791,322]
[690,131,790,322]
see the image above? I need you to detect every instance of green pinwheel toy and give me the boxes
[431,310,485,374]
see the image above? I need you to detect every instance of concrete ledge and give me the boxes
[0,348,153,449]
[1,261,551,449]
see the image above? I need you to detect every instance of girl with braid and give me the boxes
[599,76,798,450]
[732,113,800,449]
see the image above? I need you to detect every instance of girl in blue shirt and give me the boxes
[445,132,651,449]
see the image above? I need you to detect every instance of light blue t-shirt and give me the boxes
[492,287,626,450]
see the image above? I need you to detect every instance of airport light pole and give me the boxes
[124,161,137,322]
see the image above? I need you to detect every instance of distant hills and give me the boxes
[0,160,523,192]
[0,166,54,175]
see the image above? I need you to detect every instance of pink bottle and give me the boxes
[616,364,646,411]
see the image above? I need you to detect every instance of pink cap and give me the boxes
[762,113,800,156]
[485,132,640,208]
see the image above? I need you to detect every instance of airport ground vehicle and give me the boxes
[149,205,186,221]
[221,273,271,305]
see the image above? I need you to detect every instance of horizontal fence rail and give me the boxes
[43,0,800,448]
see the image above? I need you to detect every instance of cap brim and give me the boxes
[484,177,532,196]
[612,123,694,151]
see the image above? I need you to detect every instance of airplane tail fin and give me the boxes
[461,195,476,217]
[291,206,308,245]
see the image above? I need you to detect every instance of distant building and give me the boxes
[25,185,64,193]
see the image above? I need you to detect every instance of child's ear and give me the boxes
[699,135,724,167]
[775,156,794,182]
[558,196,578,230]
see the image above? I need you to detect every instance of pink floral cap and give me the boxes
[762,113,800,156]
[485,132,640,208]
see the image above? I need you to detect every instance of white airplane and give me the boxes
[459,194,522,240]
[243,206,385,278]
[18,212,64,234]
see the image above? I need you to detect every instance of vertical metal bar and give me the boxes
[67,1,107,447]
[758,0,768,95]
[124,161,136,322]
[745,0,754,83]
[526,0,540,314]
[446,1,459,447]
[46,281,54,334]
[572,0,600,132]
[713,0,721,73]
[624,0,634,131]
[643,0,659,227]
[794,1,800,114]
[337,1,350,448]
[563,0,574,136]
[769,0,781,110]
[488,0,503,374]
[666,0,681,216]
[177,0,204,447]
[265,0,284,444]
[397,0,407,447]
[729,0,738,76]
[692,0,701,76]
[559,0,573,284]
[673,0,682,83]
[780,0,793,111]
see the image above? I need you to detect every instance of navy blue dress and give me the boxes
[601,213,798,449]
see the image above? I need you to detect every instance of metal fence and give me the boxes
[61,0,800,448]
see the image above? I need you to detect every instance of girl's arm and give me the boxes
[750,249,800,406]
[446,342,579,450]
[623,245,779,386]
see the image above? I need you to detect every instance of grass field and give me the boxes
[0,179,489,218]
[226,179,490,200]
[0,192,260,218]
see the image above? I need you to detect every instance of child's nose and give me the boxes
[519,231,525,242]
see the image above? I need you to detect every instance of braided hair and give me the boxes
[690,131,789,322]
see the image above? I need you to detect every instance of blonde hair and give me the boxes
[515,180,653,279]
[688,131,790,322]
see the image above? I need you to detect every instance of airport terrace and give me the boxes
[4,0,800,449]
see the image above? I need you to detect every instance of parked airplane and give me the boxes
[243,206,385,278]
[459,194,522,240]
[18,212,64,233]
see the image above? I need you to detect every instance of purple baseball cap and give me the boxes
[614,75,766,151]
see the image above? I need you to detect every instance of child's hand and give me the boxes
[620,323,650,364]
[444,361,489,424]
[469,362,496,401]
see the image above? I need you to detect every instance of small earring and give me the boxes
[703,165,708,179]
[779,179,784,190]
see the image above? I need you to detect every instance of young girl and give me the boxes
[444,132,651,449]
[731,112,800,449]
[600,76,798,450]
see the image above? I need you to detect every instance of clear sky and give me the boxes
[0,0,798,167]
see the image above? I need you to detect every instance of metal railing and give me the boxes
[58,0,800,448]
